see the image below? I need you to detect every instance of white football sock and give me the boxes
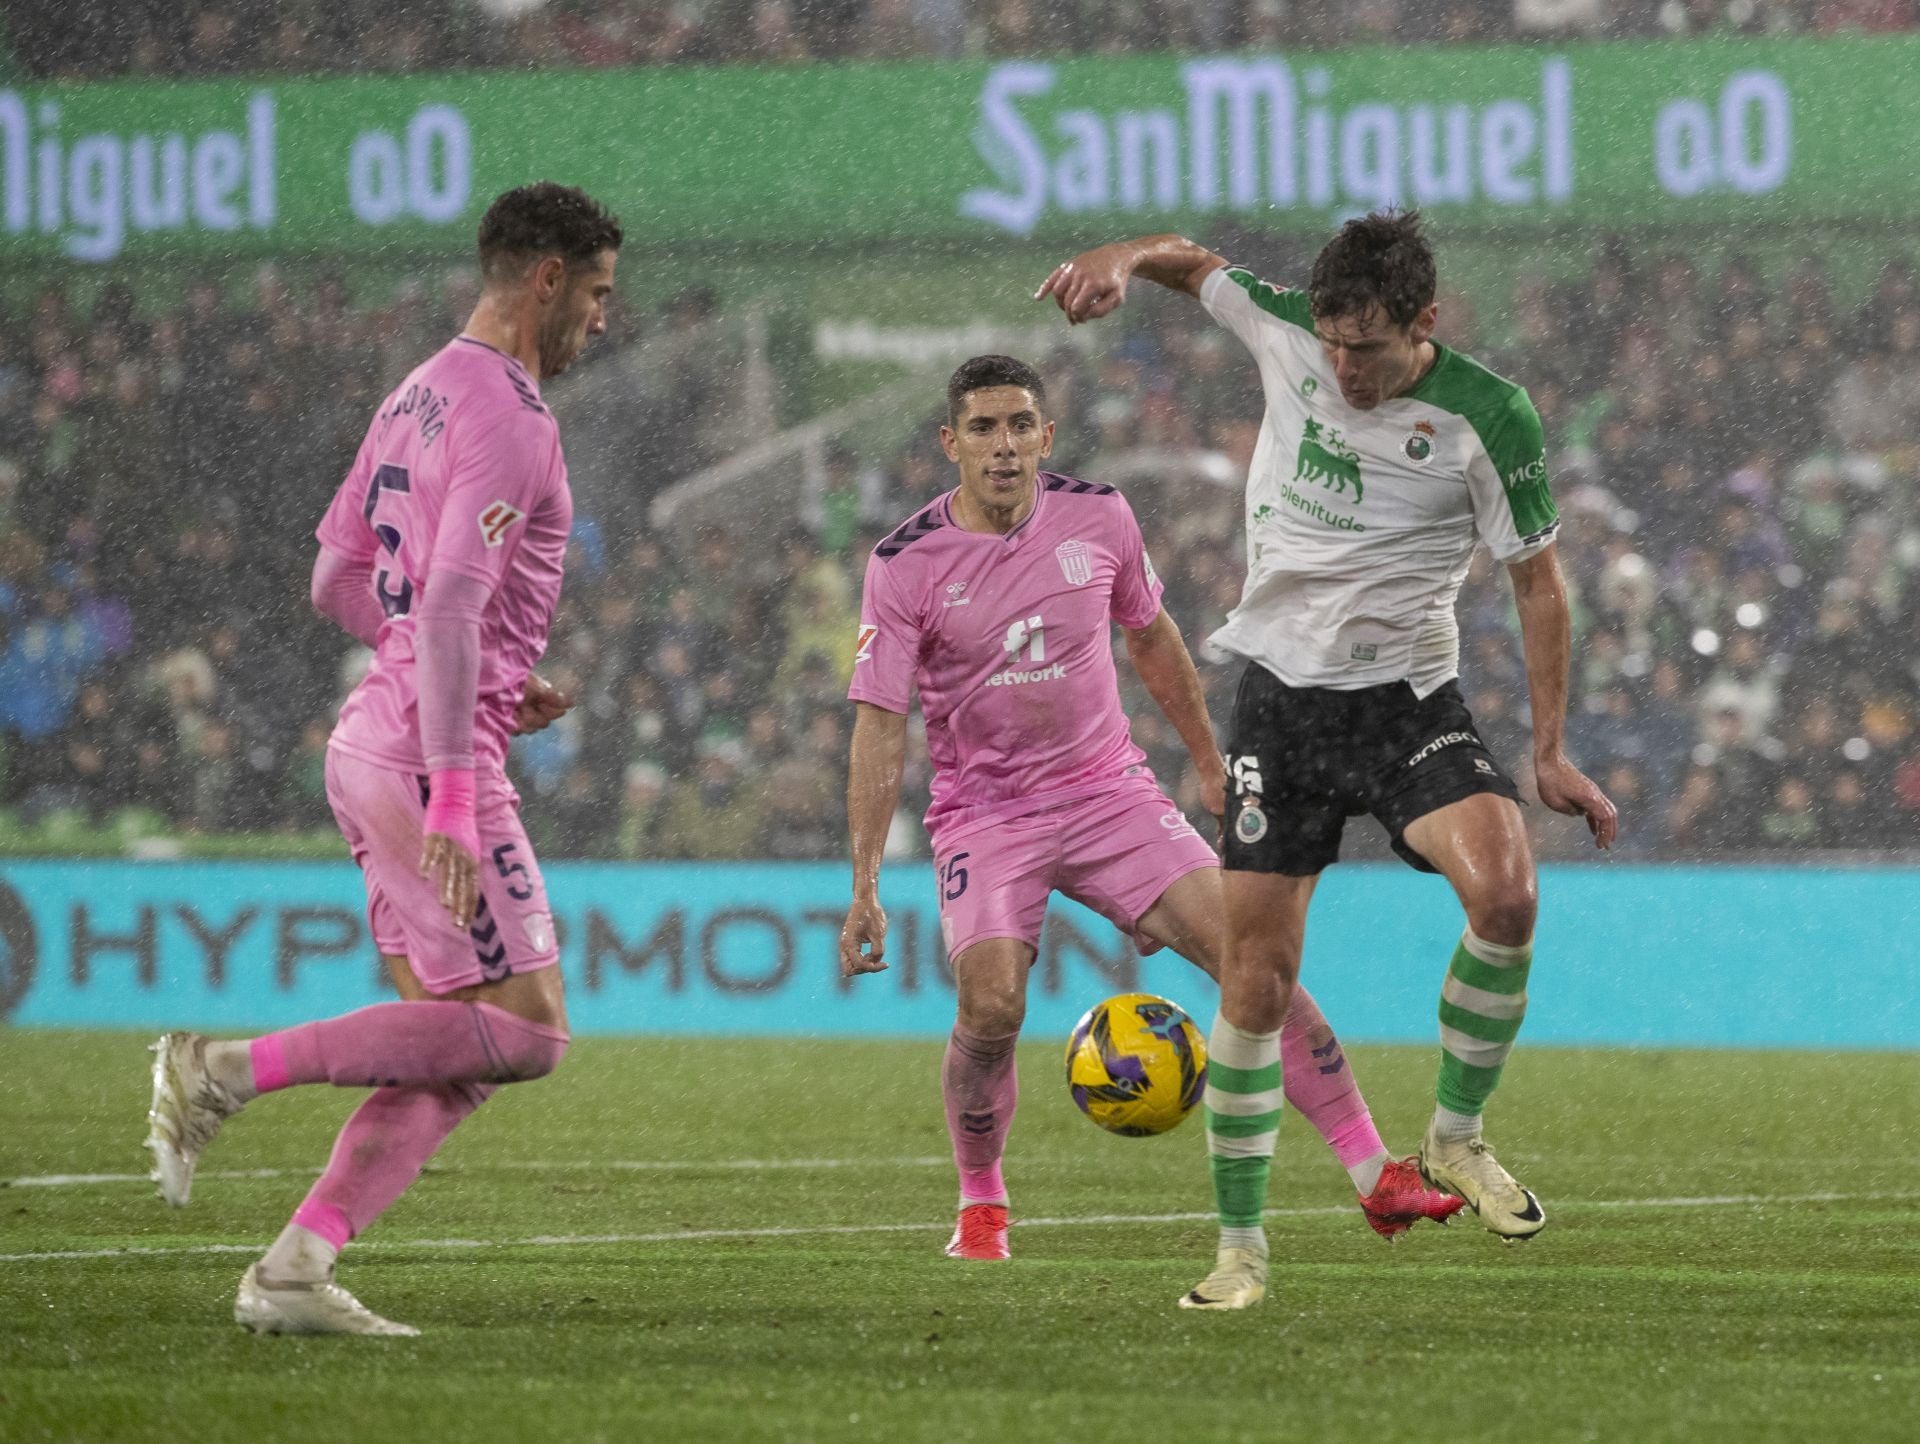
[1218,1226,1268,1258]
[259,1223,339,1284]
[1349,1150,1389,1196]
[1430,1104,1483,1144]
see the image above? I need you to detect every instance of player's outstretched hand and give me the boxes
[1034,243,1137,325]
[839,897,889,978]
[511,673,573,735]
[420,833,481,930]
[1534,753,1619,851]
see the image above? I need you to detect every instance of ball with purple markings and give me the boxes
[1064,992,1208,1137]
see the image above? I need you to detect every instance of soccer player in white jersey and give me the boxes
[838,354,1460,1267]
[1038,212,1617,1308]
[143,183,619,1334]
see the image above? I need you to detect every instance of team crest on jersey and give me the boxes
[1403,420,1436,465]
[477,501,525,548]
[1294,419,1364,505]
[854,624,879,664]
[1055,539,1092,586]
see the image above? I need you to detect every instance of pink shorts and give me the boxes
[325,747,559,994]
[933,781,1218,963]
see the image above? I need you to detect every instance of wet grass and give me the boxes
[3,1032,1916,1442]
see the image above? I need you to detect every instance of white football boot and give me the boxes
[1418,1125,1546,1241]
[145,1032,245,1207]
[1178,1246,1268,1310]
[234,1264,420,1337]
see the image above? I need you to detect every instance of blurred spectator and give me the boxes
[654,746,766,859]
[7,0,1903,77]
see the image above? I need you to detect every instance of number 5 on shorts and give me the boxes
[492,842,534,901]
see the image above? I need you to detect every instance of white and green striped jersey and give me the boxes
[1199,264,1559,697]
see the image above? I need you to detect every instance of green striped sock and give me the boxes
[1204,1016,1283,1230]
[1435,929,1532,1116]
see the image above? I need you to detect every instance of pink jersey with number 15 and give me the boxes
[848,472,1166,849]
[318,336,571,778]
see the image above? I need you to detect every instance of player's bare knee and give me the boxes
[957,988,1025,1038]
[1469,878,1537,948]
[1228,926,1301,984]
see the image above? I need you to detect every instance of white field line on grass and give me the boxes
[3,1189,1915,1266]
[5,1156,954,1189]
[11,1151,1865,1191]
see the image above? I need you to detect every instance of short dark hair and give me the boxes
[947,354,1046,426]
[477,182,623,284]
[1308,210,1436,328]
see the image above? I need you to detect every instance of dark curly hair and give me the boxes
[947,354,1047,426]
[477,182,623,284]
[1308,210,1436,328]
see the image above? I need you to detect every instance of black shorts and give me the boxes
[1222,664,1520,876]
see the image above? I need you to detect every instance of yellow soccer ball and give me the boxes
[1065,993,1208,1136]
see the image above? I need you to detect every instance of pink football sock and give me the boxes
[943,1027,1019,1204]
[1280,985,1385,1172]
[249,1001,568,1093]
[291,1081,497,1248]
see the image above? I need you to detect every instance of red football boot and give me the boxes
[1359,1156,1466,1239]
[944,1202,1011,1259]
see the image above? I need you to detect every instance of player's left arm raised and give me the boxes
[1509,545,1618,850]
[1034,234,1228,324]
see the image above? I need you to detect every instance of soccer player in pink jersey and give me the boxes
[838,355,1459,1266]
[143,182,621,1336]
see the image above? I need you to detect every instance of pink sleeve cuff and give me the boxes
[424,768,481,860]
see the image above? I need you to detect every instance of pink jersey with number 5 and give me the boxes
[848,473,1166,848]
[318,336,571,778]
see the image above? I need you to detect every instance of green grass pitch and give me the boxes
[3,1031,1916,1442]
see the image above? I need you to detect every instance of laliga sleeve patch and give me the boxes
[854,624,879,663]
[478,501,526,548]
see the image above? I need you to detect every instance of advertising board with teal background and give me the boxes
[3,35,1920,265]
[2,860,1914,1047]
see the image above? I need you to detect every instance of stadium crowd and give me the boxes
[0,229,1914,861]
[6,0,1918,79]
